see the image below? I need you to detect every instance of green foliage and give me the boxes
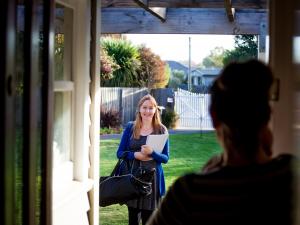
[223,35,258,66]
[162,107,179,129]
[100,39,171,87]
[100,47,120,83]
[138,45,170,88]
[100,127,123,135]
[158,64,171,88]
[101,38,141,87]
[168,69,186,89]
[99,132,221,224]
[168,77,181,89]
[201,47,225,68]
[173,70,186,82]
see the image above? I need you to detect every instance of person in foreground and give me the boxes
[147,60,295,225]
[117,94,169,225]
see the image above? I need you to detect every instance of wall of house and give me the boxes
[52,0,97,225]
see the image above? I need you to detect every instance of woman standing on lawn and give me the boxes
[116,94,169,225]
[147,60,295,225]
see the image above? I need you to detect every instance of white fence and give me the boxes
[175,89,214,130]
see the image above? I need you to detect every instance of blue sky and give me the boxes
[125,34,235,64]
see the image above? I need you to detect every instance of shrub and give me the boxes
[168,69,186,89]
[100,108,122,129]
[162,108,179,129]
[100,48,119,82]
[101,38,141,87]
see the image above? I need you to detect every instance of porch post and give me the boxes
[88,0,100,224]
[269,0,295,156]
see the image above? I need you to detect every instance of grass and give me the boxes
[99,132,221,225]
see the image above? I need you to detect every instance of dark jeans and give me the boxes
[128,207,154,225]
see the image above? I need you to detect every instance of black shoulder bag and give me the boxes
[99,152,155,207]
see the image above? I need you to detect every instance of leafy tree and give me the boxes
[157,64,171,88]
[138,46,170,88]
[101,38,140,87]
[201,47,225,68]
[223,35,258,66]
[168,70,186,89]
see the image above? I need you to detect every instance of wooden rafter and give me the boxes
[224,0,235,22]
[101,8,267,34]
[133,0,167,22]
[101,0,267,9]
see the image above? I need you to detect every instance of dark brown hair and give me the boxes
[210,60,274,159]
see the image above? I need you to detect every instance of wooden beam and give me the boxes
[101,0,267,9]
[258,22,267,53]
[224,0,235,22]
[101,8,267,34]
[296,10,300,35]
[133,0,166,22]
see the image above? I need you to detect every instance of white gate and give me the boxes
[174,89,213,130]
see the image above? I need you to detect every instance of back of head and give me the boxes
[210,60,274,158]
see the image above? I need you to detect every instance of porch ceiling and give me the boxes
[101,0,267,34]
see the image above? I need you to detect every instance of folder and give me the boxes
[146,134,169,153]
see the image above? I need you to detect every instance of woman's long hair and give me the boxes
[133,94,166,139]
[209,60,274,160]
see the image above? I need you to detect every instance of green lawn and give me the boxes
[99,132,221,225]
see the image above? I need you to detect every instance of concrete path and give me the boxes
[100,129,213,140]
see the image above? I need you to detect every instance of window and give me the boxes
[53,3,74,182]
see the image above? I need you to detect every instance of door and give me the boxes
[0,0,54,225]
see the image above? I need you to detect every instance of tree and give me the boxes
[223,35,258,66]
[138,46,170,88]
[168,70,186,89]
[201,47,225,68]
[101,38,141,87]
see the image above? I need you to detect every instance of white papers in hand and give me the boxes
[146,134,169,153]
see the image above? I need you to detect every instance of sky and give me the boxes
[125,34,236,64]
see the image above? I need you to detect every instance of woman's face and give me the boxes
[139,100,156,122]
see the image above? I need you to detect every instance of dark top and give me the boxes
[147,154,296,225]
[126,135,159,210]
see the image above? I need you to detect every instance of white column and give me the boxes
[73,0,91,181]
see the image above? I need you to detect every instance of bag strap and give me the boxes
[110,151,130,176]
[130,159,135,174]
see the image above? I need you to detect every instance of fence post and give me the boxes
[118,88,123,125]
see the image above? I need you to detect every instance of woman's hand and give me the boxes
[141,145,154,155]
[134,152,152,161]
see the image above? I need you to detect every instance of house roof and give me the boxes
[166,60,189,74]
[191,68,221,77]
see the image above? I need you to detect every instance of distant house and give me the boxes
[166,60,221,92]
[191,69,203,85]
[191,68,221,87]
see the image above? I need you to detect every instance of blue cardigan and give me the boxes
[116,121,170,197]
